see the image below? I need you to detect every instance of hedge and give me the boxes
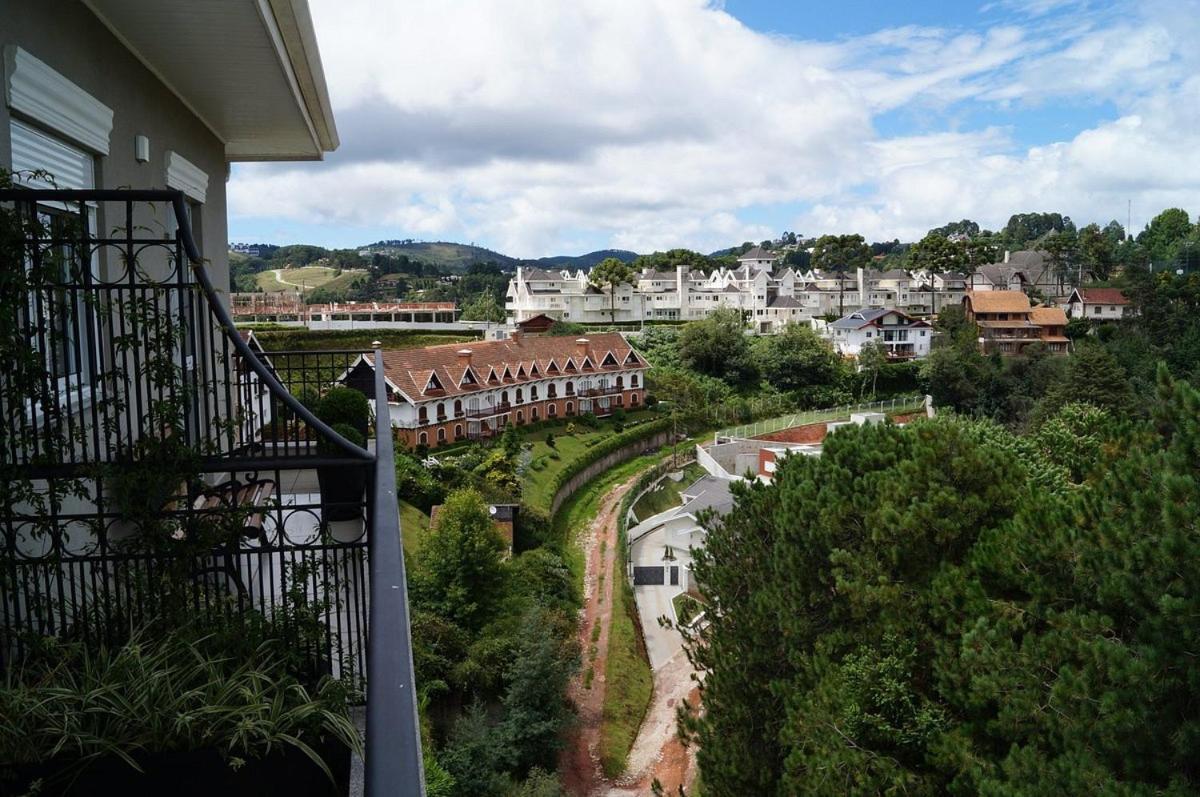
[545,417,673,509]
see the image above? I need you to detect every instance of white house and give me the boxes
[827,307,933,359]
[1065,288,1132,321]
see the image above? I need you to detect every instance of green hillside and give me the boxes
[254,266,368,294]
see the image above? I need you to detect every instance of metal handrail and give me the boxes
[0,188,370,462]
[367,348,425,795]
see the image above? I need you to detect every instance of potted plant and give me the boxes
[314,388,371,523]
[0,630,360,796]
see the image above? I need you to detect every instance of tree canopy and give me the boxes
[684,374,1200,795]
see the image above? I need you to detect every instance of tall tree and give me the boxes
[811,234,871,315]
[411,488,507,631]
[678,307,757,387]
[909,232,968,315]
[754,323,847,399]
[1077,223,1117,281]
[1138,207,1193,263]
[589,257,635,324]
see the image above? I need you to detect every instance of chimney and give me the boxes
[575,337,590,358]
[1004,250,1011,264]
[509,329,522,343]
[457,349,473,367]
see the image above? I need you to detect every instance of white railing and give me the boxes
[716,395,925,441]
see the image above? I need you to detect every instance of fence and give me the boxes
[715,395,925,441]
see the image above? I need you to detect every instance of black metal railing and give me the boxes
[0,189,423,795]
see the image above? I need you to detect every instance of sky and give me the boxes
[227,0,1200,258]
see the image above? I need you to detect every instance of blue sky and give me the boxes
[228,0,1200,257]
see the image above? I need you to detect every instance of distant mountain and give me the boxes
[532,249,639,269]
[361,240,517,271]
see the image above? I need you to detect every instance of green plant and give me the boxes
[317,422,365,455]
[315,387,370,435]
[0,629,361,787]
[545,432,556,449]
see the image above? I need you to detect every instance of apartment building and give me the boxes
[343,332,649,449]
[506,251,972,330]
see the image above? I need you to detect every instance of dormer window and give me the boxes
[564,358,577,373]
[515,363,527,379]
[459,367,478,387]
[623,350,641,366]
[502,364,514,382]
[423,372,445,393]
[601,351,618,367]
[529,362,541,377]
[580,356,594,371]
[547,359,560,374]
[487,367,500,385]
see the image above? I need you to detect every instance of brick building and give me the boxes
[344,331,650,448]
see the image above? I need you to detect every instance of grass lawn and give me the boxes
[521,411,657,512]
[600,567,654,778]
[254,265,366,293]
[629,462,706,523]
[398,500,429,557]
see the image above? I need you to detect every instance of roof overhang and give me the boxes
[83,0,338,161]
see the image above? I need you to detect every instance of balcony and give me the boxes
[0,189,423,795]
[576,385,623,397]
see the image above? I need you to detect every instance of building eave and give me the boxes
[82,0,338,161]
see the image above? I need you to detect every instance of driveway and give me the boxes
[629,524,686,671]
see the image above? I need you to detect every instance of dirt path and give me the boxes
[560,474,634,796]
[560,471,701,797]
[604,652,700,796]
[271,268,305,289]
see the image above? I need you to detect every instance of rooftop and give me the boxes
[965,291,1032,314]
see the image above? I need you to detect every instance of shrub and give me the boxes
[611,408,627,424]
[316,386,371,436]
[0,629,360,787]
[565,422,577,435]
[545,432,556,449]
[317,422,366,456]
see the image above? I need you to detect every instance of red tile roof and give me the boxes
[1079,288,1130,305]
[369,332,646,402]
[1030,306,1068,326]
[964,290,1032,314]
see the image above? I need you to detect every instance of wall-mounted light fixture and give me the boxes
[134,135,149,163]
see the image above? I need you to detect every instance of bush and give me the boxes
[543,417,672,509]
[317,422,366,455]
[611,408,627,424]
[0,629,360,787]
[545,432,556,449]
[316,387,371,436]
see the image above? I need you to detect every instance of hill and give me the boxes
[532,249,639,268]
[254,265,368,294]
[361,240,517,271]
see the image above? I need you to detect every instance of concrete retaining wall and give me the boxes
[549,430,675,517]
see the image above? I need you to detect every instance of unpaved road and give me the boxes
[560,471,700,797]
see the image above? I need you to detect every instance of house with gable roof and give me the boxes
[341,331,649,448]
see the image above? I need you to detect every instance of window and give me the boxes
[531,407,539,421]
[11,119,102,411]
[418,406,428,423]
[531,386,539,400]
[631,374,639,388]
[418,432,428,446]
[566,401,574,415]
[455,423,464,440]
[631,393,639,405]
[516,410,524,424]
[515,388,524,404]
[454,399,463,417]
[437,427,446,443]
[548,403,557,417]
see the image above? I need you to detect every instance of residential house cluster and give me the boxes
[506,246,1087,333]
[506,247,971,332]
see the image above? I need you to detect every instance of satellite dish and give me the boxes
[488,505,497,515]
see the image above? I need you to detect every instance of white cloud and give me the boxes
[228,0,1200,256]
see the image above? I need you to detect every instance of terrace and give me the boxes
[0,189,423,795]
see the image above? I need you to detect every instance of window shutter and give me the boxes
[10,119,94,190]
